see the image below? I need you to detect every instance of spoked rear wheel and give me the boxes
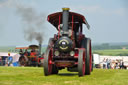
[44,49,53,76]
[19,56,27,66]
[78,49,85,77]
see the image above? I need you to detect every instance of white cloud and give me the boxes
[70,5,127,16]
[0,0,13,8]
[113,8,127,16]
[70,5,101,14]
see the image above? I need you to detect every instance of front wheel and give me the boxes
[44,49,53,76]
[78,49,85,77]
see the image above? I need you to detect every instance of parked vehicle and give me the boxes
[16,45,44,66]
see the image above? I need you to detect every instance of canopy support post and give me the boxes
[71,15,74,40]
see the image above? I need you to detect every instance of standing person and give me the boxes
[122,61,124,69]
[106,58,109,69]
[19,49,24,56]
[24,49,30,56]
[111,60,115,69]
[24,49,29,63]
[30,49,37,66]
[30,49,36,57]
[103,58,106,69]
[0,56,1,66]
[8,53,13,66]
[119,60,122,69]
[115,60,119,69]
[5,57,8,66]
[115,62,118,69]
[107,59,111,69]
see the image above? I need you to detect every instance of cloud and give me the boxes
[70,5,101,14]
[0,0,14,8]
[113,8,127,16]
[70,5,127,16]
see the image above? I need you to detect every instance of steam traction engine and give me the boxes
[44,8,92,76]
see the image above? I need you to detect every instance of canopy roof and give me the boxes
[15,45,39,49]
[15,47,28,49]
[28,45,39,49]
[47,12,90,30]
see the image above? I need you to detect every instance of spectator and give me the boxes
[19,49,24,56]
[5,58,8,66]
[30,49,36,57]
[114,60,119,69]
[0,56,1,66]
[111,60,115,69]
[119,60,122,69]
[103,58,107,69]
[107,59,111,69]
[122,61,125,69]
[23,49,29,62]
[24,49,30,56]
[7,53,13,66]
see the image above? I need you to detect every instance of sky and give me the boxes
[0,0,128,46]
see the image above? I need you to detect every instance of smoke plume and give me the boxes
[24,29,43,44]
[16,5,45,44]
[0,0,46,44]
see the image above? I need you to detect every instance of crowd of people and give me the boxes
[101,58,127,69]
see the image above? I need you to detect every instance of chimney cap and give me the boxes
[62,8,70,11]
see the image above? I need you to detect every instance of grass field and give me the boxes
[93,49,128,56]
[0,67,128,85]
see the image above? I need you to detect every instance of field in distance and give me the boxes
[0,67,128,85]
[1,46,128,56]
[93,49,128,56]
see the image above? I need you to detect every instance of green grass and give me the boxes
[93,49,128,56]
[0,67,128,85]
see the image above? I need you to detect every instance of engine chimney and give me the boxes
[62,8,70,32]
[39,43,41,56]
